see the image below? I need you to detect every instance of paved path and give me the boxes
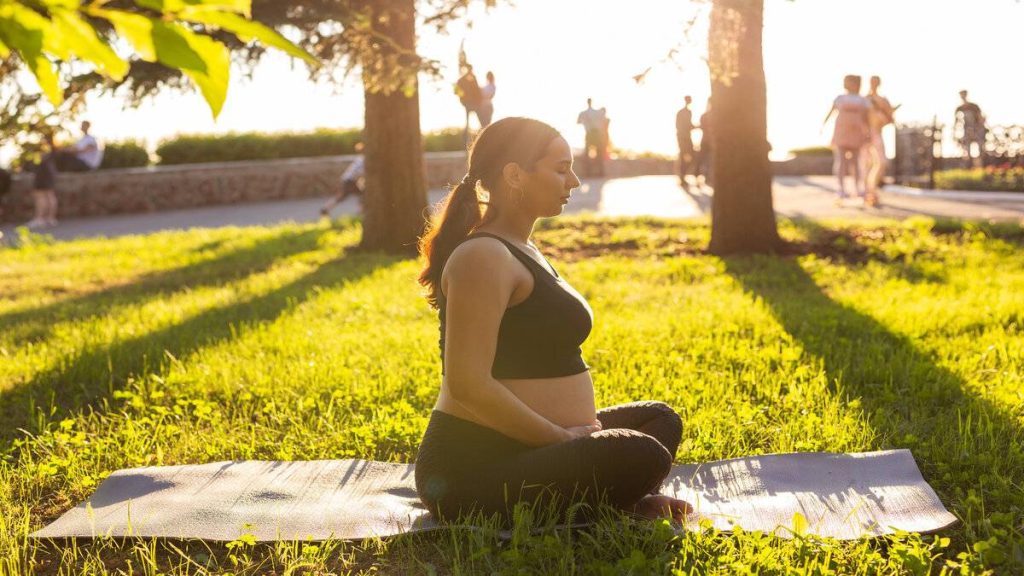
[2,176,1021,243]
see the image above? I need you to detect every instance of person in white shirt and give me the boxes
[576,99,608,177]
[477,71,496,128]
[28,121,103,228]
[320,142,365,217]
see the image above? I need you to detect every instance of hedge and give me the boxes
[933,167,1024,192]
[100,141,150,169]
[156,128,468,165]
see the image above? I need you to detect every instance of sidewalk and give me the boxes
[2,176,1021,244]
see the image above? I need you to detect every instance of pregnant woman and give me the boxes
[414,117,690,524]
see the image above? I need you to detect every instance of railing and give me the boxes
[894,123,1024,186]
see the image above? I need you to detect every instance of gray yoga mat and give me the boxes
[32,449,957,541]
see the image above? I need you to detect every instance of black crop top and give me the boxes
[438,232,593,379]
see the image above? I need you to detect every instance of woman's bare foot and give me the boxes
[632,494,692,522]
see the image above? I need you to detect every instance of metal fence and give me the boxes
[894,122,1024,186]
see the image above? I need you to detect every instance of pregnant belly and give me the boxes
[500,371,596,427]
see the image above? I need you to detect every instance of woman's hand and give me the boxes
[562,419,602,442]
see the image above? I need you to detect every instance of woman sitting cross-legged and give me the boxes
[414,117,691,524]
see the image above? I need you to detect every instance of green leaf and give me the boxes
[137,0,251,17]
[0,3,48,58]
[26,53,63,105]
[0,3,62,104]
[0,35,9,57]
[150,21,208,73]
[179,9,317,66]
[50,9,129,80]
[87,8,156,61]
[177,30,230,119]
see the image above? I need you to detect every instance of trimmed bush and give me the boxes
[933,167,1024,192]
[156,128,468,165]
[788,146,833,157]
[423,127,467,153]
[156,129,364,165]
[100,141,151,169]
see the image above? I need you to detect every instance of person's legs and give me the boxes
[595,137,607,177]
[416,409,681,523]
[28,155,58,227]
[864,135,884,207]
[596,401,682,458]
[833,147,848,198]
[477,104,493,129]
[480,428,674,519]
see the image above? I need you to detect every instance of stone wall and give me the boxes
[0,152,845,222]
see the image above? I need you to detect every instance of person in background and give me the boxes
[696,99,714,187]
[955,90,987,169]
[675,95,695,188]
[823,75,870,203]
[320,142,365,217]
[864,76,896,207]
[28,120,103,228]
[477,71,496,128]
[576,98,608,177]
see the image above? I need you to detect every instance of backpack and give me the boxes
[455,73,482,111]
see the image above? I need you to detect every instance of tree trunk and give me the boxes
[359,0,428,255]
[707,0,780,255]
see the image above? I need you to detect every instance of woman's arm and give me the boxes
[441,239,598,447]
[822,103,837,127]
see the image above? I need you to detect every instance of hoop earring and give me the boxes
[512,187,525,205]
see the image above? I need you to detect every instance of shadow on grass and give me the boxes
[780,217,950,284]
[0,227,334,347]
[721,252,1024,539]
[1,247,405,448]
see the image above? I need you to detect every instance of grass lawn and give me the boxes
[1,216,1022,575]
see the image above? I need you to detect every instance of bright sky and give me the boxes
[7,0,1024,163]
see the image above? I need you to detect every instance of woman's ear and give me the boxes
[501,162,523,190]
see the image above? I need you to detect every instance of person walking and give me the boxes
[823,75,870,202]
[675,96,696,187]
[864,75,896,207]
[576,99,608,177]
[955,90,986,169]
[696,99,714,187]
[455,64,484,146]
[320,142,365,217]
[477,71,496,128]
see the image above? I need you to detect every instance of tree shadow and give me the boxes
[1,248,404,448]
[0,227,333,347]
[721,253,1024,525]
[781,217,949,285]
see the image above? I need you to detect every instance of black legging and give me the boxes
[414,401,682,522]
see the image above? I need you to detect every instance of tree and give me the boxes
[706,0,780,254]
[247,0,488,255]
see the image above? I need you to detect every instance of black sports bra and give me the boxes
[438,232,593,379]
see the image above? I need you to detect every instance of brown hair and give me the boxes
[843,74,862,93]
[418,117,561,308]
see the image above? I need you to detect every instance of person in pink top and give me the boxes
[823,75,871,202]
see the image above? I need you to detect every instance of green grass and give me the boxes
[2,216,1023,574]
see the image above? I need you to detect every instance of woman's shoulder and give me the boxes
[444,236,516,276]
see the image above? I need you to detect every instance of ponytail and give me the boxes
[418,175,487,307]
[418,117,561,308]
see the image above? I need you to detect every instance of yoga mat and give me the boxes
[32,449,957,541]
